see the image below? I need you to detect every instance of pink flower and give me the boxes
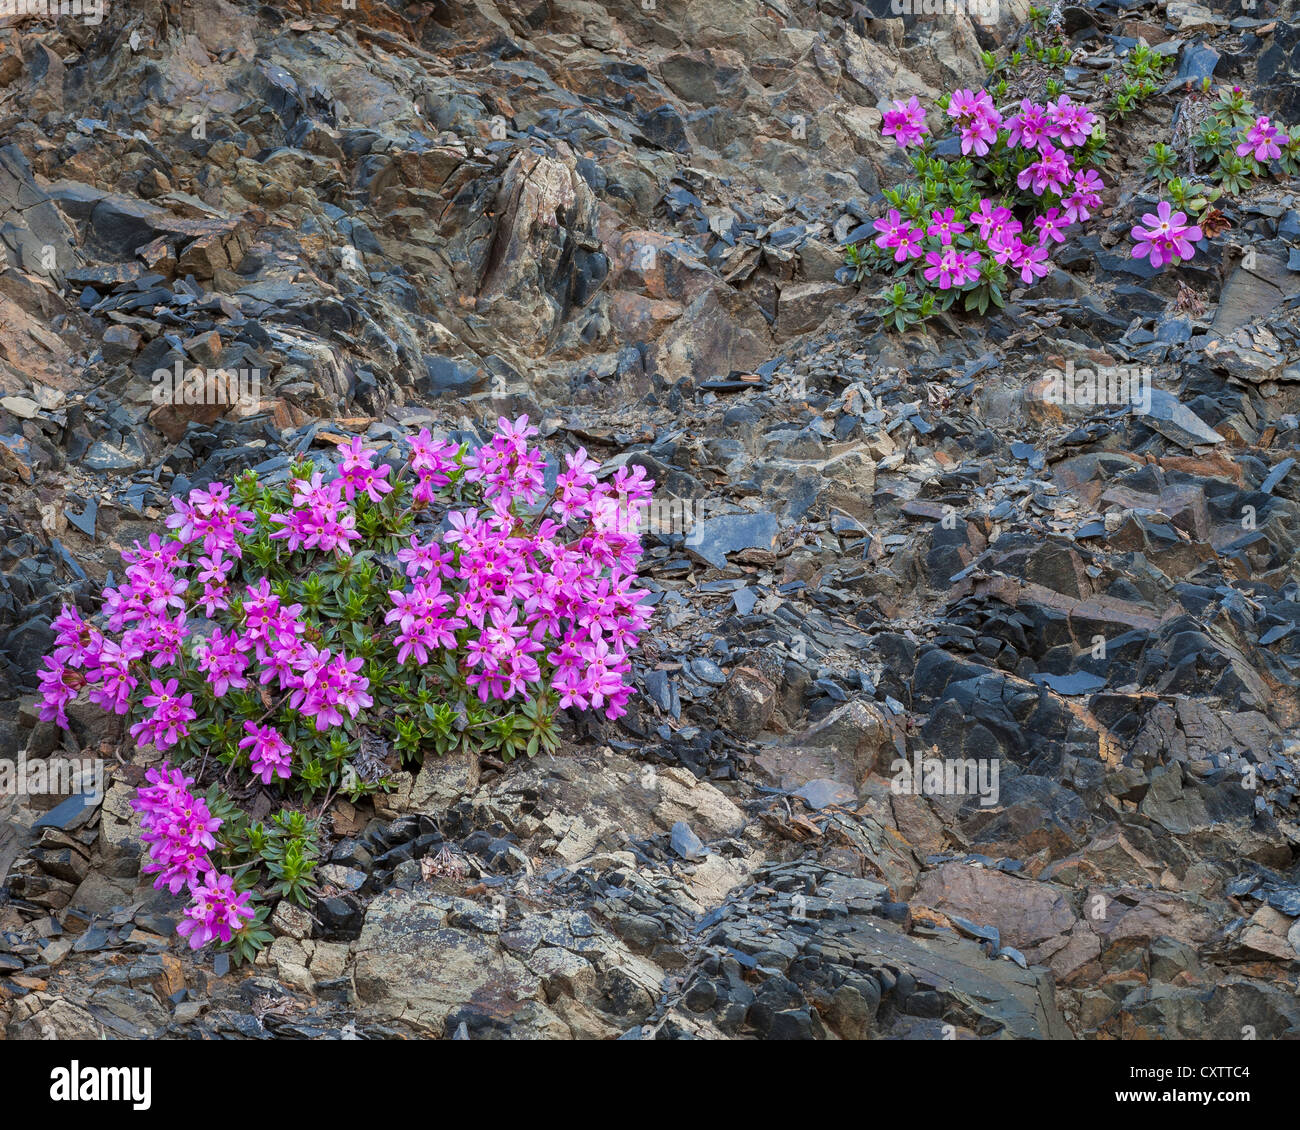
[1045,94,1095,148]
[1061,168,1104,224]
[873,208,906,252]
[927,208,966,246]
[132,764,221,895]
[1016,142,1071,196]
[1006,99,1051,151]
[195,628,251,697]
[238,721,293,784]
[177,871,254,950]
[882,95,928,148]
[1033,208,1069,246]
[37,657,78,729]
[923,247,981,290]
[892,224,926,261]
[1130,201,1202,269]
[1010,240,1052,284]
[1237,115,1282,163]
[85,638,140,715]
[947,89,1001,156]
[165,483,254,557]
[128,677,196,752]
[969,199,1021,246]
[335,436,393,503]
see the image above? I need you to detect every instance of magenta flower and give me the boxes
[165,483,254,557]
[397,535,453,579]
[947,90,1002,157]
[177,871,255,950]
[1237,115,1282,163]
[41,412,660,963]
[335,436,394,504]
[882,95,928,148]
[1033,208,1069,246]
[238,721,293,784]
[923,246,981,290]
[969,199,1002,242]
[1062,168,1104,224]
[85,638,140,715]
[927,208,966,246]
[873,208,906,252]
[892,224,926,261]
[1006,99,1051,151]
[1010,240,1052,284]
[132,764,221,895]
[1045,94,1095,148]
[195,628,251,697]
[1016,142,1071,196]
[128,677,196,752]
[1130,201,1202,269]
[554,447,602,522]
[36,657,78,729]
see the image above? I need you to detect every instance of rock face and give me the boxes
[3,0,1300,1043]
[476,147,600,353]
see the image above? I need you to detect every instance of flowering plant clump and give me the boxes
[851,84,1108,329]
[1129,201,1204,270]
[853,70,1300,330]
[38,415,655,957]
[1134,84,1300,266]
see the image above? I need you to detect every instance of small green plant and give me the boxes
[1146,142,1179,183]
[1212,85,1257,130]
[1164,177,1220,216]
[1109,44,1169,122]
[262,811,321,907]
[878,281,934,332]
[1213,151,1256,194]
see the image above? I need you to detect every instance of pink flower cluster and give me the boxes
[869,89,1109,297]
[1130,201,1203,269]
[873,178,1105,291]
[132,763,255,950]
[882,96,928,148]
[948,88,1001,157]
[387,415,653,718]
[336,436,393,503]
[1238,115,1282,163]
[239,721,293,784]
[241,578,372,733]
[1005,95,1096,154]
[132,763,221,894]
[38,495,257,734]
[129,678,198,751]
[39,417,655,776]
[408,428,460,505]
[881,91,1095,160]
[178,871,256,950]
[270,471,361,556]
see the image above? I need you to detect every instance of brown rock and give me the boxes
[915,861,1076,953]
[796,698,899,782]
[714,666,777,737]
[652,283,772,382]
[775,281,853,339]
